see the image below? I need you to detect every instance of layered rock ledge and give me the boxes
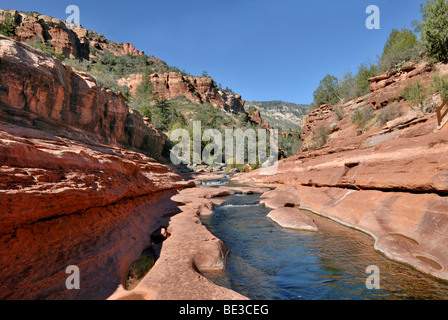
[233,117,448,282]
[0,35,198,299]
[267,207,318,232]
[108,184,269,300]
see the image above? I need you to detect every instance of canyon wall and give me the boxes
[233,61,448,282]
[118,72,246,114]
[0,9,247,114]
[0,9,147,60]
[0,35,166,156]
[0,9,90,60]
[0,35,196,299]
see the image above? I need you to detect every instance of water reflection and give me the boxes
[201,194,448,300]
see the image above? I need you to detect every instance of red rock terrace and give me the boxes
[233,60,448,283]
[0,35,246,300]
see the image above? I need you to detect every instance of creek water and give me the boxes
[200,178,448,300]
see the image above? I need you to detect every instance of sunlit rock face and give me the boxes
[0,35,195,299]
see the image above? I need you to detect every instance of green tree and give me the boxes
[380,28,423,71]
[402,80,428,112]
[339,63,379,101]
[248,105,257,115]
[141,97,186,132]
[337,72,356,101]
[354,63,378,96]
[431,73,448,100]
[0,12,16,37]
[419,0,448,62]
[237,112,249,124]
[311,74,340,110]
[135,68,154,100]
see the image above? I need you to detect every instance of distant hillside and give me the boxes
[0,9,248,132]
[245,101,309,131]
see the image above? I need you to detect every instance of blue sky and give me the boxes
[1,0,423,104]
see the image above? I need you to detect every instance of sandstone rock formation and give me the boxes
[0,35,166,156]
[111,42,144,57]
[0,33,258,301]
[108,184,269,300]
[248,110,271,129]
[0,9,90,60]
[0,35,203,299]
[0,9,149,61]
[368,61,434,110]
[118,72,246,114]
[232,61,448,282]
[0,9,247,116]
[267,207,318,232]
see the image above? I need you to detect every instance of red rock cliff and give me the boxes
[0,9,147,60]
[0,9,90,60]
[233,60,448,282]
[0,35,166,156]
[0,35,194,299]
[118,72,246,114]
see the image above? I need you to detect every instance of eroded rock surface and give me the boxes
[0,35,167,156]
[108,185,258,300]
[267,207,318,232]
[232,62,448,282]
[0,35,198,299]
[118,72,246,114]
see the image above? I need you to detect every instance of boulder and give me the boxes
[267,207,318,232]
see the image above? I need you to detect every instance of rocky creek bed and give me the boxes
[201,191,448,300]
[109,173,448,300]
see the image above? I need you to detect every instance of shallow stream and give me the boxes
[200,177,448,300]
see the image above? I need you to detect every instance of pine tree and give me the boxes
[420,0,448,62]
[0,12,16,37]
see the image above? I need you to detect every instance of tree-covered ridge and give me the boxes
[310,0,448,111]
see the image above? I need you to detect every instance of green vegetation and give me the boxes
[309,0,448,114]
[311,75,340,109]
[126,254,155,290]
[140,98,187,132]
[309,126,330,150]
[312,28,423,109]
[0,11,15,37]
[64,48,164,91]
[430,73,448,101]
[419,0,448,62]
[279,127,303,157]
[351,107,374,130]
[338,63,379,101]
[379,28,423,72]
[26,38,65,61]
[402,80,428,112]
[193,102,234,129]
[130,70,187,133]
[311,64,378,110]
[248,105,257,116]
